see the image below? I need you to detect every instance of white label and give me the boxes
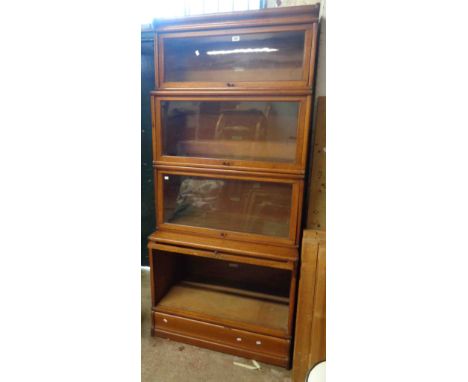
[232,35,240,42]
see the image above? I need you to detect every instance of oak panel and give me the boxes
[154,326,289,367]
[307,96,326,230]
[154,311,290,365]
[148,230,299,261]
[157,282,289,334]
[153,5,320,33]
[292,230,326,381]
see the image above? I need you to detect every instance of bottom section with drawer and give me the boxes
[152,311,291,368]
[148,237,297,368]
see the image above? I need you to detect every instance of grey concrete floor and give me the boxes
[141,268,292,382]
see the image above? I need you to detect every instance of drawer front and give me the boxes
[153,96,310,173]
[156,169,302,246]
[157,25,314,89]
[154,312,289,357]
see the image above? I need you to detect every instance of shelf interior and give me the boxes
[156,281,289,333]
[152,251,291,335]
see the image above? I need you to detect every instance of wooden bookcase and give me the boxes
[148,5,320,368]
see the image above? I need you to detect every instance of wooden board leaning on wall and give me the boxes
[293,230,326,382]
[306,96,325,230]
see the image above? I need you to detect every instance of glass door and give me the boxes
[158,25,313,88]
[154,96,311,173]
[157,169,302,246]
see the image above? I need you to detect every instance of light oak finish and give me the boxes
[292,230,326,381]
[148,230,299,261]
[150,242,294,271]
[151,89,313,96]
[308,22,319,88]
[148,5,320,368]
[154,163,304,179]
[154,311,290,354]
[154,312,290,367]
[181,281,290,304]
[152,5,320,33]
[157,283,289,334]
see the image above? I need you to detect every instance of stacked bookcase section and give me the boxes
[148,5,320,368]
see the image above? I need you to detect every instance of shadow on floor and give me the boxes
[141,268,292,382]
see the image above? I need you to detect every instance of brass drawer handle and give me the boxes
[163,318,168,323]
[227,82,235,87]
[256,340,262,345]
[220,232,227,238]
[222,161,231,166]
[236,337,242,342]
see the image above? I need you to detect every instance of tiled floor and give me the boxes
[141,268,292,382]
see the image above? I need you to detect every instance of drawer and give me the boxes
[153,311,289,358]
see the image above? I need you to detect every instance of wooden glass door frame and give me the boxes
[154,167,304,247]
[152,94,313,175]
[155,24,316,89]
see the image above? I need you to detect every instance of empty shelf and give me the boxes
[156,282,289,334]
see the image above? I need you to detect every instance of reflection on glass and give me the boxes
[163,31,306,82]
[163,175,292,238]
[161,101,299,163]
